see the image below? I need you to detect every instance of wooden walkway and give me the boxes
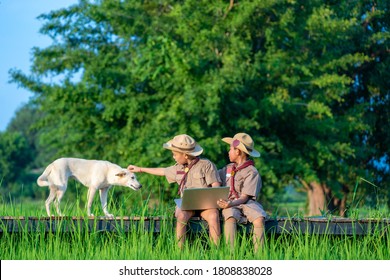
[1,216,389,235]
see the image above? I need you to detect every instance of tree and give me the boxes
[0,131,30,184]
[10,0,389,214]
[6,103,49,168]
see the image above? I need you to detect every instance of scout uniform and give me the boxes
[162,134,221,194]
[127,134,222,247]
[219,132,267,223]
[165,158,221,195]
[219,162,267,223]
[163,134,222,247]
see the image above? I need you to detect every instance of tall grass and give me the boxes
[1,200,389,260]
[1,218,389,260]
[1,178,389,260]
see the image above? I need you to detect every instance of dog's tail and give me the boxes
[37,164,52,187]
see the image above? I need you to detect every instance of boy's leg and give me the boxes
[175,207,195,248]
[200,208,221,246]
[252,217,265,253]
[224,217,237,249]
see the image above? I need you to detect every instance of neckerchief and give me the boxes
[178,157,200,195]
[229,160,254,199]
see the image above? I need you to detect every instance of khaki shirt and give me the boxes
[164,158,221,190]
[218,163,262,200]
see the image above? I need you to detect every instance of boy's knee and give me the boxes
[225,217,237,224]
[252,217,265,227]
[201,209,219,220]
[209,210,220,220]
[175,209,192,222]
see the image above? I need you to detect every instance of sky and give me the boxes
[0,0,79,132]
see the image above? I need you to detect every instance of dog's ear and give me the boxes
[115,171,127,177]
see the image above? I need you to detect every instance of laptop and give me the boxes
[174,186,230,210]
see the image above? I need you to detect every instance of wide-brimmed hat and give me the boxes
[163,134,203,156]
[222,133,260,157]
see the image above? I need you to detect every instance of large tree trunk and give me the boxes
[300,179,349,217]
[301,180,326,216]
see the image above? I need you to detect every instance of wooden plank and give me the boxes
[263,217,390,235]
[0,216,389,235]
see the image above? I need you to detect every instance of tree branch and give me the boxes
[223,0,234,19]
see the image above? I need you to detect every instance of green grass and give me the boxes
[1,176,389,260]
[1,218,389,260]
[1,198,389,260]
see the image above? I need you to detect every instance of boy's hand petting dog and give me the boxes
[127,165,142,172]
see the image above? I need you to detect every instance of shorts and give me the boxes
[221,200,267,224]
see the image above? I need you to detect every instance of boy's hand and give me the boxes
[127,165,141,172]
[217,199,232,209]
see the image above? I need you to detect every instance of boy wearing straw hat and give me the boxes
[127,134,221,248]
[217,133,267,252]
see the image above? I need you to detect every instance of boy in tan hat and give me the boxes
[127,134,221,248]
[217,133,267,253]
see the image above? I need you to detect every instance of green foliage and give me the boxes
[6,103,49,168]
[0,131,30,184]
[7,0,390,207]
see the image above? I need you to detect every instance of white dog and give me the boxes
[37,158,142,217]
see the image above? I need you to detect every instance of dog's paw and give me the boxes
[105,213,114,219]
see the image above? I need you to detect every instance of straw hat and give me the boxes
[163,134,203,156]
[222,133,260,157]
